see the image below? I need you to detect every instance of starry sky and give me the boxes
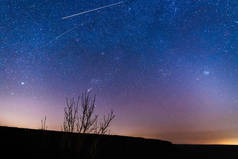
[1,0,238,144]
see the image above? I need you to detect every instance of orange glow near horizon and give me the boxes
[2,0,238,147]
[1,119,238,145]
[214,139,238,145]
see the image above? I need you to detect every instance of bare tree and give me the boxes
[97,110,115,134]
[41,116,47,130]
[63,97,79,132]
[63,91,115,134]
[76,91,98,133]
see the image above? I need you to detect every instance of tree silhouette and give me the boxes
[63,97,79,132]
[76,92,98,133]
[63,91,115,134]
[96,110,115,134]
[41,116,47,130]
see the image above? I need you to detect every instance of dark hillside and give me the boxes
[176,144,238,158]
[0,126,174,158]
[2,126,238,158]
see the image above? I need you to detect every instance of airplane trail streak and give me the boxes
[55,26,78,40]
[62,1,124,20]
[45,26,80,46]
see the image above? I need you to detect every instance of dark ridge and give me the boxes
[0,126,174,158]
[1,126,238,158]
[175,144,238,158]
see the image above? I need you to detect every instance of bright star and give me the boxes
[87,88,92,92]
[20,82,25,86]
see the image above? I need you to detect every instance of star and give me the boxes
[0,0,237,144]
[87,88,93,93]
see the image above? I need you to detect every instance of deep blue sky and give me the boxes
[1,0,238,144]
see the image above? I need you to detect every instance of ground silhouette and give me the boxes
[1,126,238,158]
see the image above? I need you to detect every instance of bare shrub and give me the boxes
[41,116,47,130]
[63,91,115,134]
[76,91,98,133]
[63,97,79,132]
[96,110,115,134]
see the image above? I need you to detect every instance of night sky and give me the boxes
[1,0,238,144]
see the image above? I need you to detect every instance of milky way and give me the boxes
[0,0,238,144]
